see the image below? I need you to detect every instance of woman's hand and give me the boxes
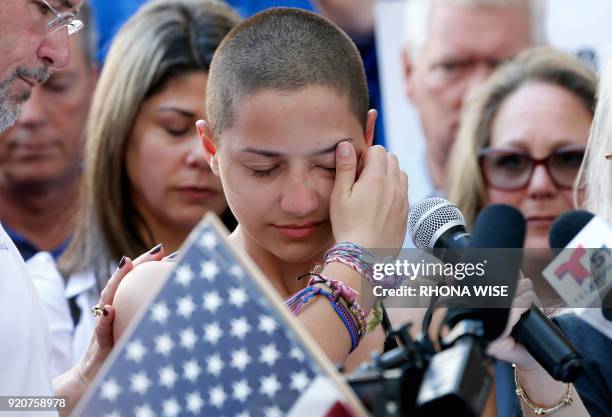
[53,245,166,416]
[487,277,539,370]
[330,142,409,250]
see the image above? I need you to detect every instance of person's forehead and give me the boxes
[426,2,532,53]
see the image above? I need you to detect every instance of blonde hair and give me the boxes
[576,56,612,223]
[60,0,239,280]
[448,47,598,228]
[404,0,547,60]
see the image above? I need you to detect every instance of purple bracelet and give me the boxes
[286,285,361,352]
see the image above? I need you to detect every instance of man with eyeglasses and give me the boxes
[0,2,163,416]
[0,0,83,131]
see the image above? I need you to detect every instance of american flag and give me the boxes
[71,214,365,417]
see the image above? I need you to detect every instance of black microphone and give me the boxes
[409,199,584,381]
[549,210,595,256]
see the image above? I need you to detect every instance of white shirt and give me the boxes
[27,253,98,378]
[0,223,57,417]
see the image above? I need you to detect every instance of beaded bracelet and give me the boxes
[513,364,574,416]
[286,286,361,352]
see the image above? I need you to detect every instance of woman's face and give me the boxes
[211,86,375,263]
[126,72,227,235]
[486,81,592,248]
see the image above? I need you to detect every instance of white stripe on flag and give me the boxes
[286,376,345,417]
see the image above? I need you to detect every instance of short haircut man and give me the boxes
[402,0,545,192]
[0,4,97,259]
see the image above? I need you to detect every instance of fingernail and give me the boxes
[149,243,162,254]
[166,250,180,260]
[103,307,109,317]
[118,256,126,269]
[337,141,350,156]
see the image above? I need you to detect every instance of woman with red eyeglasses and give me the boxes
[448,47,596,249]
[447,47,608,417]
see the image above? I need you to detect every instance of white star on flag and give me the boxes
[175,265,194,286]
[230,264,245,279]
[125,340,147,363]
[290,371,310,391]
[231,348,251,371]
[209,385,227,408]
[203,322,223,345]
[202,291,223,313]
[264,405,283,417]
[230,317,251,339]
[154,333,174,356]
[185,391,204,414]
[258,315,278,335]
[101,379,121,402]
[159,365,178,388]
[183,359,202,383]
[229,287,248,307]
[198,232,217,250]
[179,327,197,351]
[206,354,224,377]
[151,302,170,324]
[134,404,153,417]
[200,260,220,281]
[260,343,280,366]
[260,374,281,398]
[176,295,196,318]
[232,379,251,402]
[130,371,152,395]
[162,397,181,417]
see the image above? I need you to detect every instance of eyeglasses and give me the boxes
[33,0,84,36]
[478,146,586,191]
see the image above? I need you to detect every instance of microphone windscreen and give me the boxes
[549,210,595,255]
[470,204,526,249]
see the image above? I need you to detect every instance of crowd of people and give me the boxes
[0,1,610,417]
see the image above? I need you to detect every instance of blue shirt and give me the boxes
[4,226,69,261]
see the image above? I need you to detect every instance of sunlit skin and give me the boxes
[486,82,592,248]
[126,72,228,253]
[402,2,532,189]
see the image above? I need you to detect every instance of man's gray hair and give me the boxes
[404,0,547,60]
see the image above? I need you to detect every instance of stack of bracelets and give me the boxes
[285,242,378,353]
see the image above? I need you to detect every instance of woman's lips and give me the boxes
[526,216,557,227]
[176,186,218,201]
[273,221,324,239]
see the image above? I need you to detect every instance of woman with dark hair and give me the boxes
[29,0,240,377]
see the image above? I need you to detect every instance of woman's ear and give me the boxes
[365,109,378,148]
[196,120,220,176]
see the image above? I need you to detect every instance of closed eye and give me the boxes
[250,166,279,178]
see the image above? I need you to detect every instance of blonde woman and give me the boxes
[28,0,240,377]
[448,47,597,249]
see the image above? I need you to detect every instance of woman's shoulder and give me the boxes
[112,261,175,342]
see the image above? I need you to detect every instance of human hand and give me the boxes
[77,245,166,383]
[487,278,539,371]
[330,142,408,250]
